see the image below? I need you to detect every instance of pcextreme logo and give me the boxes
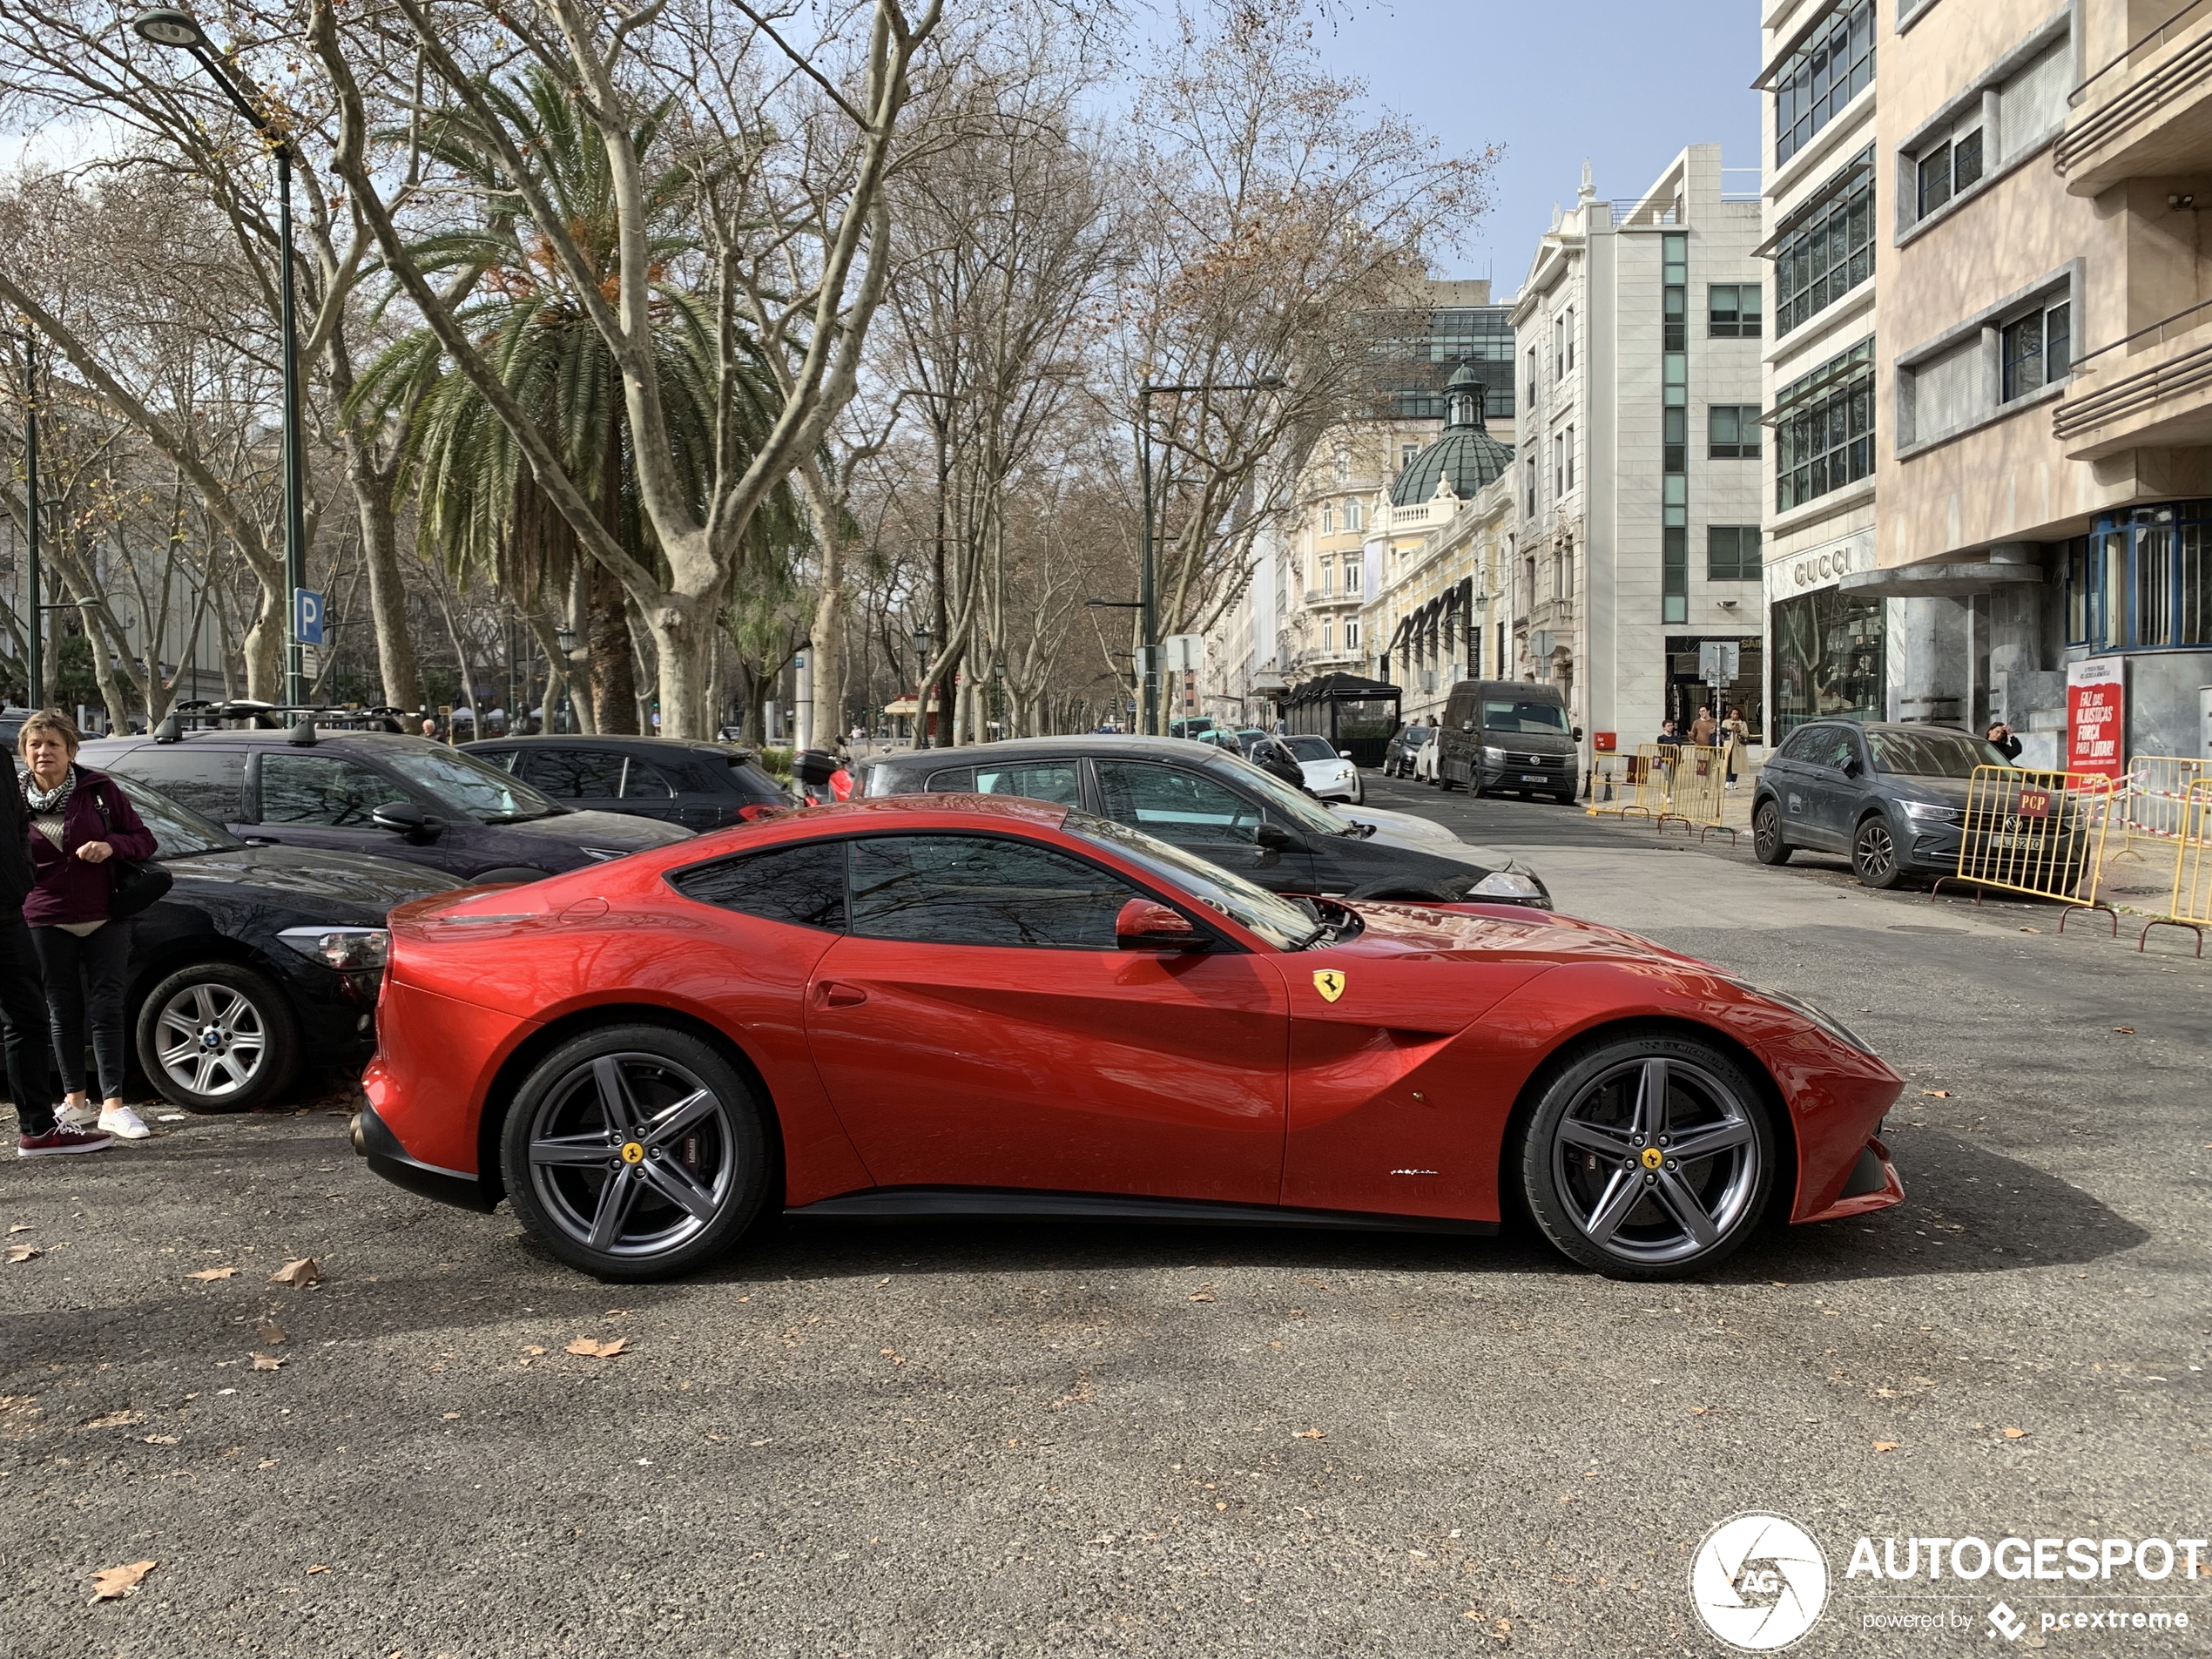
[1689,1512,1831,1651]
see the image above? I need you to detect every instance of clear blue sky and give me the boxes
[1309,0,1763,295]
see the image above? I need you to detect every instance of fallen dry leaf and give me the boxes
[1872,1440,1900,1453]
[256,1318,287,1345]
[306,1564,328,1575]
[1292,1428,1325,1440]
[79,1409,143,1430]
[1691,1406,1710,1416]
[442,1412,462,1420]
[270,1258,320,1287]
[140,1434,179,1447]
[185,1266,237,1281]
[250,1352,284,1372]
[1187,1291,1215,1303]
[565,1336,627,1359]
[2114,1027,2135,1035]
[6,1245,40,1264]
[523,1345,547,1357]
[90,1560,157,1601]
[1920,1089,1951,1099]
[7,1223,30,1233]
[2002,1426,2029,1439]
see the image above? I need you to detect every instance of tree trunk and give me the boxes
[586,560,637,733]
[241,582,283,701]
[347,450,421,711]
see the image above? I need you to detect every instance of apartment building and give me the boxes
[1509,146,1767,756]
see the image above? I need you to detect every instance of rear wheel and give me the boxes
[136,961,300,1114]
[1521,1034,1776,1279]
[1752,799,1791,865]
[1851,814,1905,889]
[500,1024,771,1280]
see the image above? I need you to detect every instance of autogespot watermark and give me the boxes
[1689,1515,2206,1649]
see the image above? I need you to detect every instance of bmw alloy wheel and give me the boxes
[1524,1038,1773,1278]
[136,961,300,1113]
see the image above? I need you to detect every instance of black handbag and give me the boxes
[89,784,173,920]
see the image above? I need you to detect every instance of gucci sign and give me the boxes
[1791,544,1858,587]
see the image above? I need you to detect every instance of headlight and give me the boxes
[1467,870,1543,901]
[1750,985,1876,1055]
[277,927,390,972]
[1482,745,1506,763]
[1901,800,1960,823]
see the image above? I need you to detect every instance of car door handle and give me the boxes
[815,981,867,1008]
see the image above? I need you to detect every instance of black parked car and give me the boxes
[100,774,459,1112]
[860,735,1551,907]
[82,728,692,884]
[1753,721,2030,889]
[462,734,792,831]
[1381,724,1435,778]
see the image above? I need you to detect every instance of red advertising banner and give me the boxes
[2066,658,2125,781]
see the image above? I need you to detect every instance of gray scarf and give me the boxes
[23,765,75,817]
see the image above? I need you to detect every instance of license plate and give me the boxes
[1521,773,1548,783]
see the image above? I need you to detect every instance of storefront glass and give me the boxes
[1772,586,1885,736]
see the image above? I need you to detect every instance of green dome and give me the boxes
[1390,363,1512,507]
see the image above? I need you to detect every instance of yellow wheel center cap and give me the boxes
[1640,1146,1664,1170]
[620,1142,646,1165]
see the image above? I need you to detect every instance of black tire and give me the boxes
[500,1023,771,1281]
[135,961,301,1114]
[1752,799,1792,865]
[1553,791,1577,806]
[1851,813,1906,890]
[1520,1033,1777,1280]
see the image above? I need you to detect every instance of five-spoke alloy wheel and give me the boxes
[135,962,300,1114]
[501,1025,769,1279]
[1521,1035,1776,1278]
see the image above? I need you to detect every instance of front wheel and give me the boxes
[500,1024,771,1280]
[1350,778,1365,805]
[136,961,301,1114]
[1851,814,1905,889]
[1521,1035,1777,1279]
[1752,800,1791,866]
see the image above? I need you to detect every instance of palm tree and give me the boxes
[354,68,795,732]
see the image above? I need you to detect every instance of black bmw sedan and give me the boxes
[111,775,459,1113]
[462,734,792,830]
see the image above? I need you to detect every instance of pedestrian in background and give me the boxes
[1721,705,1750,788]
[1986,721,2022,762]
[3,726,98,1157]
[1689,707,1717,749]
[19,711,157,1143]
[1656,718,1683,752]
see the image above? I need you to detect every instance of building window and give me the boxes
[1344,501,1364,532]
[1399,443,1419,474]
[1563,425,1575,493]
[1345,618,1361,652]
[1662,529,1688,624]
[2067,506,2212,649]
[1321,503,1335,536]
[1333,450,1350,484]
[1775,0,1875,168]
[1524,451,1537,517]
[1707,525,1763,580]
[1709,285,1763,338]
[1708,405,1763,458]
[1776,340,1874,511]
[2001,300,2070,401]
[1322,617,1335,653]
[1554,306,1575,376]
[1554,432,1565,496]
[1776,152,1873,337]
[1321,559,1334,595]
[1772,585,1885,735]
[1344,556,1362,596]
[1664,408,1687,473]
[1526,347,1538,406]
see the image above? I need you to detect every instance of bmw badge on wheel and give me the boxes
[1689,1512,1828,1651]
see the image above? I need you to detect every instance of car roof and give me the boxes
[746,793,1070,832]
[867,734,1235,772]
[465,735,758,757]
[83,729,443,752]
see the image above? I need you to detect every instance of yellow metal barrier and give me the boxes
[1587,751,1656,819]
[2141,778,2212,956]
[1932,765,2118,933]
[1653,745,1737,844]
[2115,755,2209,859]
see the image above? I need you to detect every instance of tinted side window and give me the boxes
[622,759,675,799]
[522,748,626,799]
[848,834,1134,948]
[258,755,408,826]
[974,762,1079,806]
[105,748,247,820]
[1813,729,1862,772]
[723,759,787,805]
[923,766,976,792]
[1092,762,1262,843]
[474,748,521,773]
[1772,727,1821,762]
[671,841,846,930]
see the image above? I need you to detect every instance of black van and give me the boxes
[1433,680,1581,802]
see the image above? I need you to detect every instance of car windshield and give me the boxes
[1482,698,1569,734]
[106,772,242,858]
[1867,728,2013,778]
[1406,728,1434,745]
[379,743,560,822]
[1204,752,1356,835]
[1062,810,1314,950]
[1284,736,1339,763]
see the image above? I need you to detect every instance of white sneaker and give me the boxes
[57,1101,97,1130]
[98,1104,152,1141]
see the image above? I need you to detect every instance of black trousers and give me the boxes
[30,921,132,1104]
[0,912,55,1134]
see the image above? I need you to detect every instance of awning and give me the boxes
[1838,563,2044,600]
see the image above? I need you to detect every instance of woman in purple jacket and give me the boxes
[19,711,158,1141]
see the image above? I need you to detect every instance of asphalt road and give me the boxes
[3,778,2208,1658]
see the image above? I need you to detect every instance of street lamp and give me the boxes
[133,7,308,707]
[911,625,934,745]
[4,329,42,708]
[1136,375,1285,735]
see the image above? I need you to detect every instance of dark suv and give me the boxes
[84,728,692,883]
[860,735,1550,907]
[463,735,792,831]
[1753,721,2026,889]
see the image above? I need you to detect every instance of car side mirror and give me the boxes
[1842,757,1863,779]
[371,799,437,840]
[1572,725,1584,741]
[1338,748,1352,759]
[1460,719,1474,733]
[1115,898,1210,952]
[1255,822,1304,853]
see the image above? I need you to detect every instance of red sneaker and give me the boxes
[17,1124,115,1157]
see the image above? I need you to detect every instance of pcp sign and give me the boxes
[2067,658,2124,783]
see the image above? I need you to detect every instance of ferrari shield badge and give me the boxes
[1312,968,1347,1003]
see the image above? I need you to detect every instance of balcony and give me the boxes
[2056,10,2212,195]
[2053,303,2212,458]
[1302,588,1362,608]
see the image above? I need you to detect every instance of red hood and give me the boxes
[1331,899,1717,973]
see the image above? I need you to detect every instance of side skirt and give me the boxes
[782,1186,1496,1236]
